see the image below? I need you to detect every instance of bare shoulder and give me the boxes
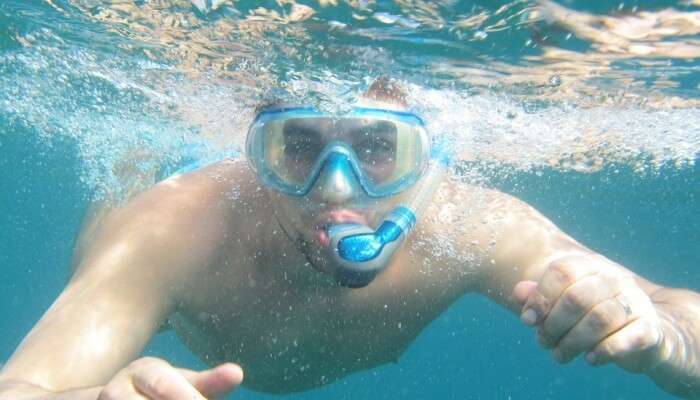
[411,174,567,293]
[420,174,590,307]
[124,158,250,222]
[425,175,539,225]
[73,158,256,285]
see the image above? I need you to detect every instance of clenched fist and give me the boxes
[513,253,667,373]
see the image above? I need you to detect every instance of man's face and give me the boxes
[268,99,412,273]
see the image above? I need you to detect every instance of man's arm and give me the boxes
[644,288,700,398]
[0,207,180,392]
[0,168,244,399]
[448,183,699,398]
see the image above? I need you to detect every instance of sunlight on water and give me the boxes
[0,0,698,200]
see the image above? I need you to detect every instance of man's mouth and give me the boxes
[312,209,368,246]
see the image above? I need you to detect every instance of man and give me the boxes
[0,79,698,399]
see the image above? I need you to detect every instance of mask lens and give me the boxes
[347,118,425,192]
[281,118,326,184]
[261,118,326,187]
[344,119,398,185]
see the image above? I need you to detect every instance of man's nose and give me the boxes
[314,153,362,204]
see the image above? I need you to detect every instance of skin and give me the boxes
[0,100,699,399]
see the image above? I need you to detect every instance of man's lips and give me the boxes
[312,209,368,246]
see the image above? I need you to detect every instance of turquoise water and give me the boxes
[1,0,699,398]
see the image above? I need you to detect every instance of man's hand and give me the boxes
[512,253,666,373]
[98,357,243,400]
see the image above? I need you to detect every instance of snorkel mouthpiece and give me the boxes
[327,219,412,288]
[337,207,416,262]
[328,207,416,287]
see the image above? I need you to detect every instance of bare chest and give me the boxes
[170,254,460,393]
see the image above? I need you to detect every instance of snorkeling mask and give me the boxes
[246,106,448,287]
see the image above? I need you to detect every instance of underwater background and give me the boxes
[1,0,699,398]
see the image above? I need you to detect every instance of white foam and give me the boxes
[1,4,698,204]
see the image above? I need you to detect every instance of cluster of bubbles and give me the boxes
[0,0,698,202]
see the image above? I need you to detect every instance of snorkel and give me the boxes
[325,140,450,288]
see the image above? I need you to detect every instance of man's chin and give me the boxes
[295,235,334,273]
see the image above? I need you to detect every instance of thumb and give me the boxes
[512,280,538,306]
[179,363,244,399]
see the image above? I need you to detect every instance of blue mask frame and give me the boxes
[246,106,431,198]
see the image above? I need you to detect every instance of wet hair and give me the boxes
[360,77,409,107]
[254,99,285,115]
[255,77,408,114]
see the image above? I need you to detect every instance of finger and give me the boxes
[98,390,146,400]
[512,280,537,306]
[98,373,147,400]
[552,294,633,363]
[179,363,244,399]
[99,392,146,400]
[523,256,597,324]
[539,274,615,347]
[132,362,207,400]
[586,317,663,373]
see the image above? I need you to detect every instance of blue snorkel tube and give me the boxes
[326,140,451,288]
